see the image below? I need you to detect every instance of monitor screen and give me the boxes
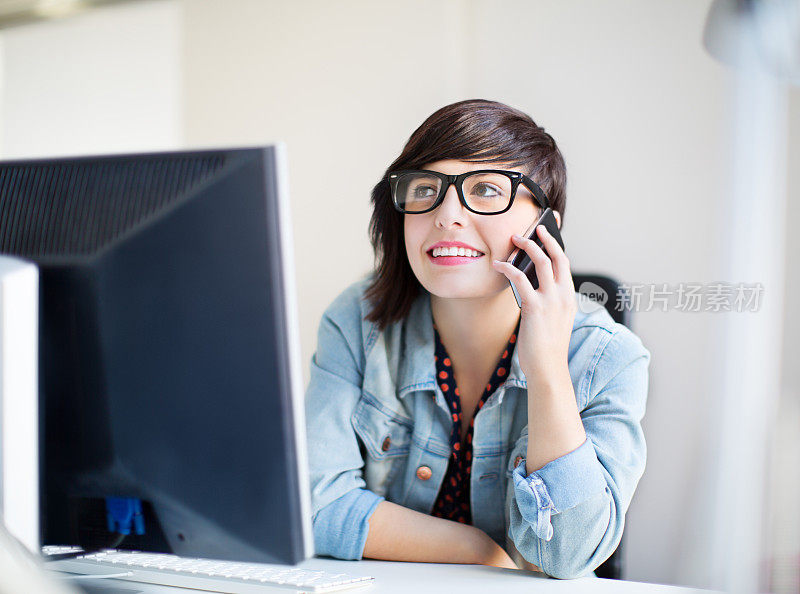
[0,146,312,565]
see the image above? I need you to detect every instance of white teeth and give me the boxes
[431,246,483,258]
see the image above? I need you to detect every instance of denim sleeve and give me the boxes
[312,488,384,559]
[507,327,651,578]
[306,289,384,560]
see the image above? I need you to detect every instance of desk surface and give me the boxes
[68,557,719,594]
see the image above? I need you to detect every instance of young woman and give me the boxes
[305,99,650,579]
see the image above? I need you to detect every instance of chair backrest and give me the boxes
[571,273,630,580]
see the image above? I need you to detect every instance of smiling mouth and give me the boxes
[427,246,485,258]
[426,250,485,267]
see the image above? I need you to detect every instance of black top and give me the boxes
[430,317,520,524]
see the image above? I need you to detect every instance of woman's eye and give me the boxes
[472,183,501,198]
[413,185,437,198]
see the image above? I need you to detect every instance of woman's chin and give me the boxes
[423,278,508,301]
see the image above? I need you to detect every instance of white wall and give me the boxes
[180,0,471,343]
[2,0,797,589]
[0,0,180,158]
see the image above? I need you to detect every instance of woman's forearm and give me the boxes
[363,500,516,567]
[526,370,586,473]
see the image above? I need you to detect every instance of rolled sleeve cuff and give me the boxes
[512,438,607,541]
[312,488,385,560]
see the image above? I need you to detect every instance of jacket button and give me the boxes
[514,455,523,468]
[416,466,432,481]
[381,436,391,451]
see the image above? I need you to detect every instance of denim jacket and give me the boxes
[305,274,651,579]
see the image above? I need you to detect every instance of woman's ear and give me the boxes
[553,210,562,229]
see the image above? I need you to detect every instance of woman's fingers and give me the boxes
[511,233,554,291]
[534,225,571,285]
[493,259,536,295]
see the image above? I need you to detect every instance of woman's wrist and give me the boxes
[470,530,519,569]
[469,527,496,564]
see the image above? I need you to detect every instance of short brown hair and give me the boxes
[364,99,567,330]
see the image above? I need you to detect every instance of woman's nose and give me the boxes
[433,184,466,227]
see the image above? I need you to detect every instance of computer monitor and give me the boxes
[0,146,312,565]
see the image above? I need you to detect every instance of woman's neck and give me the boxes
[430,287,521,382]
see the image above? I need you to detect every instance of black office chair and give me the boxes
[571,273,631,580]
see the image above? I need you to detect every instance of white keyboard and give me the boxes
[46,550,374,593]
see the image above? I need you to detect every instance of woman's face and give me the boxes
[404,158,548,300]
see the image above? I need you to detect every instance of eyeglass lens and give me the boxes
[394,172,514,213]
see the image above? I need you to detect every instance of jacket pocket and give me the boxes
[351,395,412,498]
[505,429,528,478]
[504,434,528,533]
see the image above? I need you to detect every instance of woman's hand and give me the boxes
[475,532,521,570]
[476,532,545,572]
[491,224,577,382]
[493,223,586,472]
[482,547,521,570]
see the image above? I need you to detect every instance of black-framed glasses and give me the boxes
[388,169,550,215]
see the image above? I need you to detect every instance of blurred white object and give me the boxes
[693,1,798,593]
[0,256,38,555]
[704,0,800,84]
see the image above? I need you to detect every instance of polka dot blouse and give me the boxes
[430,317,520,524]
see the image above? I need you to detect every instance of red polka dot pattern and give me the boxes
[430,317,519,524]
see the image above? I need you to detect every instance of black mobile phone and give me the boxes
[506,207,565,308]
